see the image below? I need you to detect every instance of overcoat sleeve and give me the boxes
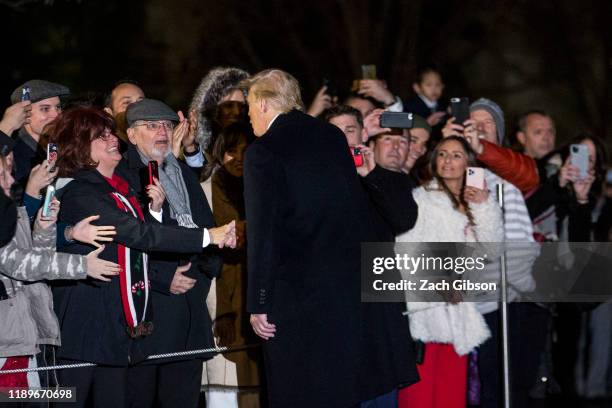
[362,166,418,235]
[244,142,283,314]
[61,183,205,254]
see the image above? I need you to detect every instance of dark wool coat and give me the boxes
[115,145,222,362]
[244,110,418,407]
[53,169,205,366]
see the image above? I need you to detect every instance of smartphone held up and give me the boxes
[570,144,589,179]
[351,147,364,167]
[148,160,159,185]
[47,143,58,172]
[450,97,470,125]
[42,185,56,218]
[465,167,485,190]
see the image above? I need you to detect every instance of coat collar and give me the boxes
[125,144,146,170]
[266,109,303,133]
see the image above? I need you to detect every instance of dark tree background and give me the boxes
[0,0,609,149]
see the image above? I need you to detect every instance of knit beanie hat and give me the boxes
[470,98,505,145]
[411,114,432,134]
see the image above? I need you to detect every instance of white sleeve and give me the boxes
[202,229,210,247]
[386,96,404,113]
[184,148,205,168]
[148,204,163,223]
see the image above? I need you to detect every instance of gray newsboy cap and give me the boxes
[126,98,179,127]
[10,79,70,104]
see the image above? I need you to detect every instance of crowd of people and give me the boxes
[0,64,610,408]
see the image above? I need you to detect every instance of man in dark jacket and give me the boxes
[326,105,420,403]
[118,99,222,407]
[244,70,417,408]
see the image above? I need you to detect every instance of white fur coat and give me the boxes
[396,181,504,355]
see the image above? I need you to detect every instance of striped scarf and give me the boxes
[104,175,153,338]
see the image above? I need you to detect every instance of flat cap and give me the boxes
[10,79,70,104]
[126,98,179,126]
[411,114,432,134]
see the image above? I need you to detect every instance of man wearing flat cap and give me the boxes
[117,98,221,407]
[9,79,69,184]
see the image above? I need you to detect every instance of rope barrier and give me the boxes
[0,343,259,375]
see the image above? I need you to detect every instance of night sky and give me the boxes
[0,0,609,148]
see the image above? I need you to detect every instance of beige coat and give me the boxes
[201,176,261,389]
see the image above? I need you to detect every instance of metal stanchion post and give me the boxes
[497,183,511,408]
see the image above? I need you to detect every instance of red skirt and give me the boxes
[398,343,468,408]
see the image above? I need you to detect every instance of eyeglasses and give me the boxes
[97,130,115,141]
[133,121,175,132]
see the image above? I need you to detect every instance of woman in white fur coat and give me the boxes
[397,136,504,408]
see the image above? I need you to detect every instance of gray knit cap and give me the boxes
[10,79,70,104]
[470,98,505,145]
[126,99,179,126]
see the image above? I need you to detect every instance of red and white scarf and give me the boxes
[105,175,152,337]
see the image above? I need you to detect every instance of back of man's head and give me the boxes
[242,69,304,113]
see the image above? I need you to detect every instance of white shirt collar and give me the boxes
[267,113,282,131]
[418,94,438,109]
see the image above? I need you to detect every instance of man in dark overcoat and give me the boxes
[244,69,417,408]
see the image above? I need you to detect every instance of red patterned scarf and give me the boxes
[104,175,153,338]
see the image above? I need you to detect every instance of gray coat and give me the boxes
[0,206,87,357]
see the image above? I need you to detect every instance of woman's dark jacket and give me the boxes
[53,169,204,366]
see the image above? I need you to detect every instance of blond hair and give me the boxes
[242,69,304,113]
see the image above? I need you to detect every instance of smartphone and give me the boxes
[42,185,56,217]
[47,143,58,172]
[606,169,612,185]
[450,97,470,125]
[466,167,485,190]
[322,78,337,98]
[380,112,413,129]
[361,64,377,79]
[148,160,159,185]
[570,144,589,179]
[351,147,363,167]
[21,86,30,102]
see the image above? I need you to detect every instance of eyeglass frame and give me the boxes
[132,120,175,132]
